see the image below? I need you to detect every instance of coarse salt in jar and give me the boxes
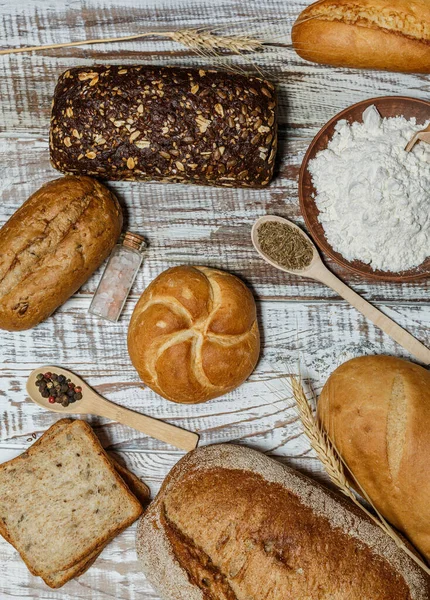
[89,232,146,322]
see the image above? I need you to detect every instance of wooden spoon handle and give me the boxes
[89,393,199,452]
[311,264,430,365]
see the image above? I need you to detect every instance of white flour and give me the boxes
[308,105,430,272]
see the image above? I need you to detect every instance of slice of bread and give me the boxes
[0,419,143,582]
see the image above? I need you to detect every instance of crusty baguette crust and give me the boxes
[0,419,143,584]
[292,0,430,73]
[136,444,430,600]
[0,176,122,331]
[318,355,430,561]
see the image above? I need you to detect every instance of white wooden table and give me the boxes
[0,0,429,597]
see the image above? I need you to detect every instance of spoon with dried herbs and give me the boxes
[251,215,430,364]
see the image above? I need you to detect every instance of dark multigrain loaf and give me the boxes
[49,65,277,188]
[136,444,430,600]
[0,176,122,331]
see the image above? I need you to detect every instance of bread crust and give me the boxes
[50,65,277,188]
[136,444,430,600]
[292,0,430,73]
[0,176,122,331]
[318,355,430,561]
[127,266,260,404]
[0,419,143,584]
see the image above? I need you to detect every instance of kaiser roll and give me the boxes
[318,355,430,561]
[127,266,260,404]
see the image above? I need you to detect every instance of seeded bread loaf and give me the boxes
[136,444,430,600]
[0,176,122,331]
[0,419,143,587]
[50,65,277,188]
[292,0,430,73]
[318,355,430,562]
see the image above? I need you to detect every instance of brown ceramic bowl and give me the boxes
[299,96,430,281]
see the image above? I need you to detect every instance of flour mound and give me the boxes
[309,105,430,272]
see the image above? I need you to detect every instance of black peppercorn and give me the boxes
[74,393,83,401]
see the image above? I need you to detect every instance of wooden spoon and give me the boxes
[26,365,199,452]
[251,215,430,365]
[405,123,430,152]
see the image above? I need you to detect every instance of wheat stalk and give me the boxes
[0,28,265,57]
[273,375,430,576]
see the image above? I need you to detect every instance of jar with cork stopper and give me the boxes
[89,232,146,322]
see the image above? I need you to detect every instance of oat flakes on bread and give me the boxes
[292,0,430,73]
[0,419,143,587]
[136,444,430,600]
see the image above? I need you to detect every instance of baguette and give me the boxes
[318,355,430,562]
[136,444,430,599]
[50,65,277,188]
[292,0,430,73]
[0,419,143,586]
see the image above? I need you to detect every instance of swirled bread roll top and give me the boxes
[0,176,122,331]
[50,65,277,188]
[127,266,260,404]
[318,355,430,561]
[136,444,430,600]
[292,0,430,73]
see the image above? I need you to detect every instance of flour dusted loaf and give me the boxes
[136,444,430,600]
[127,266,260,404]
[318,355,430,562]
[292,0,430,73]
[0,176,122,331]
[50,65,277,188]
[0,419,143,588]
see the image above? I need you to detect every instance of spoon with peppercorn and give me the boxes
[26,365,199,451]
[251,215,430,365]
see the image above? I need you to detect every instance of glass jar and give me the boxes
[89,232,146,322]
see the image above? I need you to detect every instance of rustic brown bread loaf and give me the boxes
[127,266,260,404]
[292,0,430,73]
[136,444,430,600]
[50,65,277,188]
[0,419,143,588]
[0,176,122,331]
[318,355,430,562]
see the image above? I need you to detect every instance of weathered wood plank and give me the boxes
[1,135,429,302]
[1,0,429,597]
[1,297,428,455]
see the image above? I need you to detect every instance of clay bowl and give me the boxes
[299,96,430,281]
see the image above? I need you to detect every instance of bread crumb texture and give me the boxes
[0,420,142,584]
[136,444,430,600]
[301,0,430,42]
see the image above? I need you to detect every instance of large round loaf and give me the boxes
[0,176,122,331]
[292,0,430,73]
[136,444,430,600]
[127,266,260,404]
[318,355,430,561]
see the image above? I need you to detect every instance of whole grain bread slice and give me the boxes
[0,419,143,580]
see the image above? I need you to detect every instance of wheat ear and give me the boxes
[0,28,264,57]
[289,375,430,577]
